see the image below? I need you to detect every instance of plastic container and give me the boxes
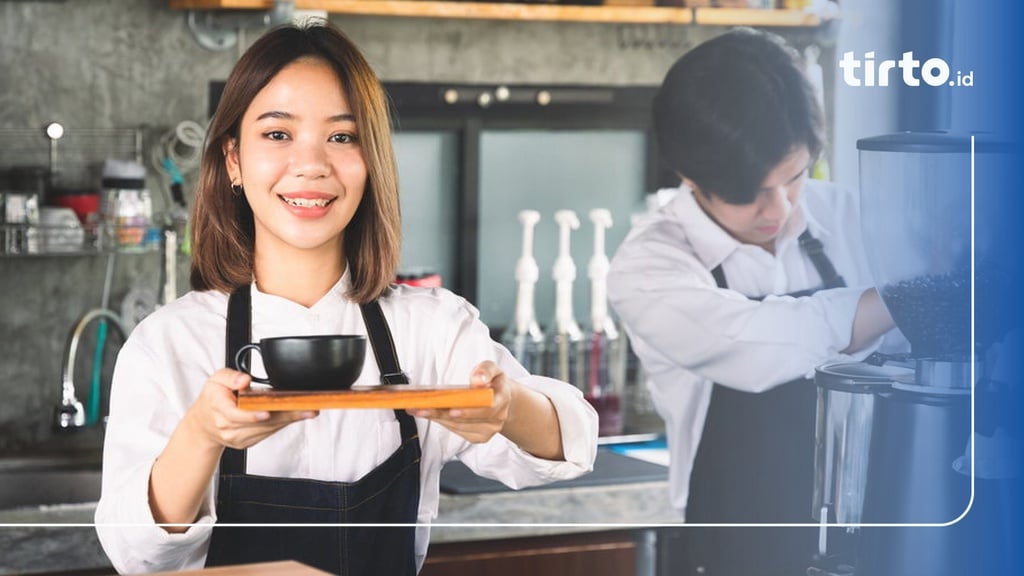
[395,270,443,288]
[583,209,625,437]
[811,362,908,524]
[1,192,40,254]
[38,206,85,252]
[48,187,100,226]
[100,159,152,251]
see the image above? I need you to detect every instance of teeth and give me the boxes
[282,196,332,208]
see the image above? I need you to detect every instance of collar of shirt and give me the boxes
[250,264,353,332]
[251,263,352,307]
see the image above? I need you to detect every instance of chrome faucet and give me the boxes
[55,308,127,430]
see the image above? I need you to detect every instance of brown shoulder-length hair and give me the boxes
[189,21,400,304]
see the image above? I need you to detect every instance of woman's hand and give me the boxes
[409,361,566,460]
[408,361,513,444]
[149,368,317,530]
[185,368,318,451]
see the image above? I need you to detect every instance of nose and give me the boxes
[759,185,792,222]
[290,139,331,179]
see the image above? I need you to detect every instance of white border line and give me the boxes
[2,139,979,530]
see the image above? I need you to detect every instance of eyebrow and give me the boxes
[255,111,356,123]
[759,161,810,192]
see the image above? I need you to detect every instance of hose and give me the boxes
[87,252,117,425]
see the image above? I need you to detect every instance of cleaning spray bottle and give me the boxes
[501,210,546,374]
[545,210,585,388]
[584,209,625,437]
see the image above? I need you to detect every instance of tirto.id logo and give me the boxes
[839,51,974,87]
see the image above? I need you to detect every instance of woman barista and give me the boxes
[95,21,597,574]
[607,28,899,576]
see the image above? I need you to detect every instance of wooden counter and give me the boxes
[149,561,330,575]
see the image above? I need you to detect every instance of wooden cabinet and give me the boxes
[168,1,828,27]
[420,531,641,576]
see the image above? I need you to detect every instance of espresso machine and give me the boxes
[810,132,1017,576]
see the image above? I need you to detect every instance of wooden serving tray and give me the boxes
[237,385,494,411]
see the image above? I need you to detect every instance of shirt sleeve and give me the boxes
[94,337,215,573]
[431,295,598,488]
[608,225,869,392]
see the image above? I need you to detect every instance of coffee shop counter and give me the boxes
[0,463,675,575]
[430,481,676,543]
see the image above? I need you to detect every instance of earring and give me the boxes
[231,184,244,196]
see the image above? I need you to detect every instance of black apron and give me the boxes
[684,230,847,576]
[205,285,421,575]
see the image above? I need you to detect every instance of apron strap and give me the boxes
[359,299,419,443]
[226,285,251,371]
[221,285,417,477]
[710,229,846,295]
[359,300,410,385]
[798,229,847,289]
[222,285,252,476]
[710,265,728,292]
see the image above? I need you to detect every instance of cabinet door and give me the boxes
[421,530,637,576]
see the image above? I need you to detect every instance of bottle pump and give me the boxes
[501,210,545,374]
[545,210,585,387]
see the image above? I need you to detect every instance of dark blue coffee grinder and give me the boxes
[849,132,1016,576]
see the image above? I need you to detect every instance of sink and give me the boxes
[0,468,102,510]
[0,451,102,510]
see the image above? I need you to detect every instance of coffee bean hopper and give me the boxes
[809,132,1015,576]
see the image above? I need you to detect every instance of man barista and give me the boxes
[607,28,901,576]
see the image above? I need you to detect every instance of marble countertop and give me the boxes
[432,480,678,543]
[0,504,108,576]
[0,462,678,574]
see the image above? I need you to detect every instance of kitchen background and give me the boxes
[0,0,897,455]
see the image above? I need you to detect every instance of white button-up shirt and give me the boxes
[95,271,598,573]
[607,180,899,518]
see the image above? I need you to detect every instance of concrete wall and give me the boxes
[0,0,828,452]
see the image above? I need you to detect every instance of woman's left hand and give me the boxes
[408,360,514,444]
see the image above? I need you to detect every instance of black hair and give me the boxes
[652,28,824,204]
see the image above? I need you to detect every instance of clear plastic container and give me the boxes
[501,328,546,377]
[1,192,40,254]
[584,323,626,437]
[99,160,152,252]
[545,321,585,390]
[858,132,973,359]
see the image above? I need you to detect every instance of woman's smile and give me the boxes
[278,191,338,216]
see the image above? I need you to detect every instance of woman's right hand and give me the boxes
[185,368,318,451]
[150,368,318,529]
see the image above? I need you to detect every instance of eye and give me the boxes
[329,132,358,144]
[264,130,289,141]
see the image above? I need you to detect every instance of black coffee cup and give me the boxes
[235,335,367,391]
